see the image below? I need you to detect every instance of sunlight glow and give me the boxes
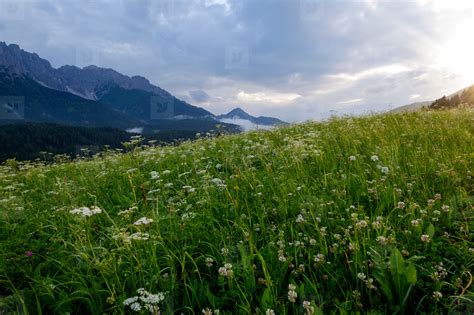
[436,18,474,84]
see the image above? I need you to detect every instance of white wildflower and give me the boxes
[210,178,227,189]
[181,212,196,221]
[320,226,327,236]
[128,232,150,241]
[314,253,325,264]
[348,243,358,252]
[130,302,141,311]
[296,214,305,223]
[421,234,431,243]
[182,185,196,193]
[133,217,153,226]
[118,206,136,216]
[376,236,388,245]
[303,300,314,315]
[432,291,443,300]
[124,288,166,312]
[70,206,102,218]
[366,278,377,290]
[288,284,297,303]
[206,257,214,267]
[357,273,366,281]
[356,220,368,229]
[218,264,233,278]
[123,296,139,306]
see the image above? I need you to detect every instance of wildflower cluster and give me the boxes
[288,284,297,303]
[218,263,234,278]
[70,206,102,217]
[123,288,166,313]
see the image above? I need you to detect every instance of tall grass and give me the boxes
[1,109,473,314]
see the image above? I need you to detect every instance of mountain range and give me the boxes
[0,42,286,132]
[217,107,288,130]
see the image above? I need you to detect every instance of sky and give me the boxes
[0,0,473,122]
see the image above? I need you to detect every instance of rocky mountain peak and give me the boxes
[0,42,168,99]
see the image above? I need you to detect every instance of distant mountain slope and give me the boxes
[97,84,212,123]
[0,68,140,128]
[388,101,431,113]
[430,84,474,109]
[389,83,474,113]
[217,107,288,129]
[0,42,213,120]
[447,84,474,99]
[0,67,236,136]
[56,65,169,99]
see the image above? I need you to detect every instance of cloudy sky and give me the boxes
[0,0,473,121]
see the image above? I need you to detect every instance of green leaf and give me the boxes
[406,263,417,285]
[374,272,393,303]
[205,285,217,305]
[426,223,435,238]
[390,248,405,275]
[260,288,272,310]
[390,248,407,301]
[245,275,256,292]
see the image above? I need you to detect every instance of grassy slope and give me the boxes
[0,109,473,314]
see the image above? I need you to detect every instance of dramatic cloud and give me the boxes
[189,89,210,103]
[0,0,473,121]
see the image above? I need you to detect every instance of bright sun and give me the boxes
[434,2,474,84]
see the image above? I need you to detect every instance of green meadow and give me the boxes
[1,109,473,314]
